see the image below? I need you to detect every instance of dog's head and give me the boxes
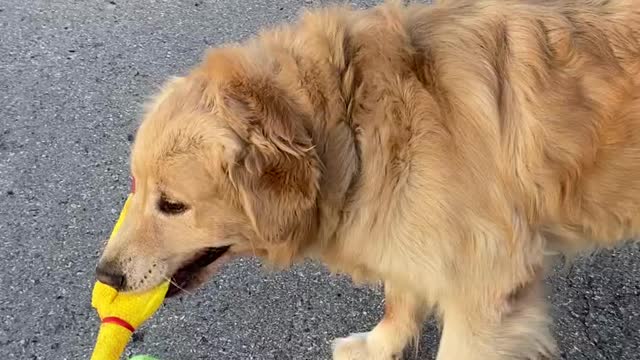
[96,48,321,296]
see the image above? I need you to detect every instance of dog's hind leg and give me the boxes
[332,282,430,360]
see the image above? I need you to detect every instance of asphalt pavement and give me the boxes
[1,0,639,359]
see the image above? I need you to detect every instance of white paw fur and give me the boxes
[332,332,401,360]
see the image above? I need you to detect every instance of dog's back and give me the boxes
[400,0,640,252]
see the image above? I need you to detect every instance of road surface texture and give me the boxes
[1,0,640,359]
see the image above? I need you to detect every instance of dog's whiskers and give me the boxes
[162,275,194,296]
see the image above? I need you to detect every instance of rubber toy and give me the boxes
[89,193,169,360]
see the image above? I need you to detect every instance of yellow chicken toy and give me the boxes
[90,192,168,360]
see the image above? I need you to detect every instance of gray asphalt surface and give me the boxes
[1,0,640,359]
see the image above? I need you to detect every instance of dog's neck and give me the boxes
[299,58,362,261]
[258,9,363,261]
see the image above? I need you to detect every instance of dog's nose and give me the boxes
[95,261,126,290]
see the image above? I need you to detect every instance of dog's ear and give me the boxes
[199,48,321,262]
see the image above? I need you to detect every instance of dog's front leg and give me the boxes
[332,282,429,360]
[435,278,557,360]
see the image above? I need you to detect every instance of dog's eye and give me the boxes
[158,196,188,215]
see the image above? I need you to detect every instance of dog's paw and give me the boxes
[332,332,401,360]
[332,333,369,360]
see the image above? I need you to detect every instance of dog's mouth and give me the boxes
[167,246,231,298]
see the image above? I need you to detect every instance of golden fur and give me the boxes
[97,0,640,358]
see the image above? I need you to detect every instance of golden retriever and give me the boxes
[96,0,640,358]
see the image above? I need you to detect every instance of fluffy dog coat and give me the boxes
[96,1,640,359]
